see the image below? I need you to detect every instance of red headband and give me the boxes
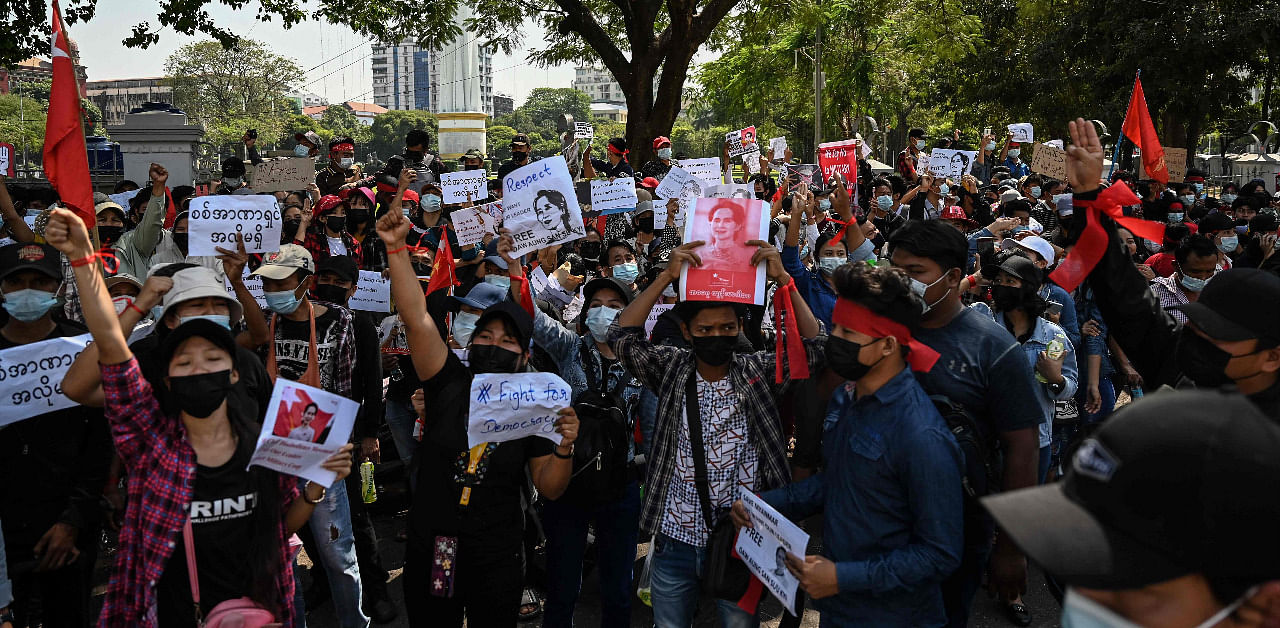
[607,143,629,156]
[330,143,354,153]
[832,298,940,373]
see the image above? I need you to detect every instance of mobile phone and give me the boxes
[1046,301,1063,317]
[247,129,258,140]
[983,126,992,137]
[976,237,997,258]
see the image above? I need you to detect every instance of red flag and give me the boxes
[42,0,94,227]
[1121,76,1168,186]
[425,226,459,296]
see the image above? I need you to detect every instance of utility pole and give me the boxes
[813,28,823,158]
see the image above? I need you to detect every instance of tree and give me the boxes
[518,88,592,132]
[319,105,371,148]
[369,110,439,163]
[487,125,518,161]
[0,93,47,167]
[164,39,304,149]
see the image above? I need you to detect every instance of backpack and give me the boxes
[560,342,632,506]
[930,395,1001,498]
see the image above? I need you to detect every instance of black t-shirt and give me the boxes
[264,306,349,397]
[410,353,553,555]
[157,428,260,626]
[133,330,271,422]
[589,157,635,179]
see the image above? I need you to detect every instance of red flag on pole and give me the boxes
[424,226,460,296]
[42,0,95,228]
[1120,75,1168,186]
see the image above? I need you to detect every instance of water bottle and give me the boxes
[1131,386,1144,400]
[1036,337,1066,383]
[359,460,377,504]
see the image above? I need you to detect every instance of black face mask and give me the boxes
[689,334,736,366]
[282,218,302,242]
[469,343,523,373]
[465,164,483,171]
[171,232,189,254]
[314,283,350,306]
[513,151,529,163]
[636,216,655,233]
[98,225,124,246]
[166,370,234,418]
[404,150,423,162]
[347,208,371,227]
[326,215,347,233]
[578,241,602,260]
[990,285,1025,312]
[1174,327,1234,387]
[412,261,433,276]
[825,335,883,382]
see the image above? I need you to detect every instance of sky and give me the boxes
[68,0,578,107]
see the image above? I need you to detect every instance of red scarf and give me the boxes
[772,278,810,383]
[832,298,940,372]
[1049,185,1164,292]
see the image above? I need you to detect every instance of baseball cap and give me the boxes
[511,133,530,147]
[316,195,343,215]
[251,244,315,280]
[221,156,246,179]
[475,300,533,349]
[316,255,358,284]
[343,186,376,207]
[294,131,321,146]
[583,276,634,307]
[1005,235,1055,265]
[983,389,1280,590]
[105,273,143,292]
[940,206,977,229]
[0,242,61,281]
[1171,268,1280,343]
[641,177,661,190]
[452,282,508,310]
[95,199,126,222]
[652,136,672,149]
[160,266,244,323]
[482,239,508,270]
[999,189,1022,204]
[161,318,239,371]
[463,148,484,160]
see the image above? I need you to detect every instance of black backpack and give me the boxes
[560,343,632,506]
[930,395,1001,499]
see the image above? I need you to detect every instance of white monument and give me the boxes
[106,102,205,187]
[433,6,487,160]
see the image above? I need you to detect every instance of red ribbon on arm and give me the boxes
[1048,184,1163,293]
[772,278,810,383]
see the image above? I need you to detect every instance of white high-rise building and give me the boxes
[370,16,494,115]
[572,65,625,105]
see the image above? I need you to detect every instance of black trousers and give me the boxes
[402,539,523,627]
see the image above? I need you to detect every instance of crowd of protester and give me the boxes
[1,116,1280,628]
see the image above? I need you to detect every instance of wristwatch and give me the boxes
[0,608,15,625]
[553,444,574,459]
[302,481,327,505]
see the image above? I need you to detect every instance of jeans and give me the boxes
[385,394,418,463]
[1037,444,1051,484]
[1082,378,1116,425]
[299,477,370,628]
[650,534,759,628]
[541,482,642,627]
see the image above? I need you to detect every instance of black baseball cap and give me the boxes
[1171,268,1280,343]
[221,156,246,179]
[0,242,61,281]
[983,389,1280,590]
[160,318,239,371]
[511,133,530,147]
[583,276,633,307]
[475,300,533,349]
[995,254,1042,286]
[316,255,358,284]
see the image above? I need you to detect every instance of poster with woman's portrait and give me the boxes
[501,156,586,256]
[249,379,359,484]
[680,198,769,305]
[928,149,977,181]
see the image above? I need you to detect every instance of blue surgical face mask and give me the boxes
[818,199,832,211]
[1061,587,1248,628]
[451,311,479,346]
[1217,235,1238,252]
[1178,268,1208,293]
[1030,186,1042,199]
[1008,148,1021,159]
[938,184,950,196]
[1168,212,1184,223]
[423,195,442,213]
[915,139,927,150]
[1221,193,1237,204]
[657,147,672,160]
[612,262,639,283]
[180,314,232,330]
[2,288,59,322]
[817,256,843,274]
[986,141,997,151]
[152,305,166,321]
[1194,183,1204,195]
[484,274,511,291]
[294,145,311,157]
[585,305,621,342]
[876,195,894,210]
[1180,194,1196,206]
[264,288,304,315]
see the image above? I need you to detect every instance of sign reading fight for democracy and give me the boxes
[349,270,391,313]
[467,372,571,448]
[224,267,267,309]
[249,157,315,193]
[1008,123,1035,144]
[502,156,586,256]
[675,158,722,186]
[817,139,860,190]
[734,488,810,614]
[725,126,759,158]
[680,198,768,305]
[0,333,92,424]
[1030,142,1068,180]
[574,122,594,140]
[187,195,282,256]
[590,178,639,214]
[440,170,489,204]
[452,205,500,246]
[927,149,978,180]
[250,379,358,485]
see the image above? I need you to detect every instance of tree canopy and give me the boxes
[369,109,439,162]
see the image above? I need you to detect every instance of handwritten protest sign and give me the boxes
[0,142,13,177]
[675,158,722,185]
[654,166,706,227]
[224,266,267,309]
[440,170,488,204]
[108,191,138,212]
[188,195,281,256]
[349,270,391,312]
[645,304,673,338]
[1030,142,1068,180]
[1008,123,1035,143]
[817,139,860,190]
[1045,139,1064,149]
[725,126,758,158]
[453,205,500,246]
[681,198,768,305]
[1138,147,1188,183]
[467,372,571,448]
[590,178,639,214]
[249,157,315,193]
[0,333,92,424]
[734,488,809,613]
[250,379,358,485]
[501,156,586,256]
[928,149,978,180]
[743,151,762,175]
[574,122,594,140]
[769,137,787,161]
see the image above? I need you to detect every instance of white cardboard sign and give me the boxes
[349,270,391,313]
[187,195,282,256]
[440,170,489,204]
[224,266,267,309]
[574,122,594,140]
[590,178,639,214]
[501,156,586,256]
[453,205,501,246]
[927,149,978,180]
[725,126,758,158]
[675,158,723,186]
[249,157,315,193]
[1008,123,1035,144]
[735,488,809,614]
[467,372,572,448]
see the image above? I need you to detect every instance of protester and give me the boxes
[300,194,361,268]
[497,133,535,179]
[402,129,450,183]
[640,136,674,181]
[584,137,635,179]
[896,128,928,183]
[318,137,360,196]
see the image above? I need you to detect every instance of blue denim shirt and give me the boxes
[781,238,876,329]
[1002,158,1030,178]
[761,368,964,627]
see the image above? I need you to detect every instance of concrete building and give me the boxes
[2,44,89,97]
[572,65,625,105]
[85,77,172,126]
[302,101,387,126]
[287,89,328,111]
[591,102,628,123]
[371,16,495,116]
[492,93,514,118]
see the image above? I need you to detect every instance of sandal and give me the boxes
[1003,601,1032,627]
[518,587,543,622]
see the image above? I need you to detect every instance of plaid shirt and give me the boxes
[300,228,362,270]
[98,358,299,628]
[1150,275,1189,324]
[896,148,919,182]
[607,322,826,536]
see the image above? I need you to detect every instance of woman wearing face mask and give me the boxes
[375,192,579,627]
[299,193,361,269]
[971,132,1001,184]
[43,208,353,628]
[342,186,389,271]
[781,187,849,329]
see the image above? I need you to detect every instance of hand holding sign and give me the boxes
[188,195,282,256]
[249,379,359,485]
[730,488,811,611]
[1008,123,1034,144]
[467,372,577,448]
